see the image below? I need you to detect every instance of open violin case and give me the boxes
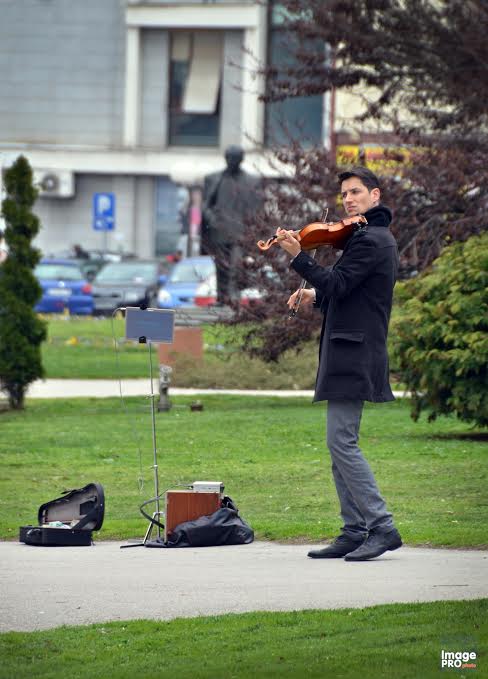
[19,482,105,546]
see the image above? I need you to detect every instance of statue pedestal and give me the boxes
[158,326,204,365]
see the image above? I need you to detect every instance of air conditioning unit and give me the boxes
[33,169,75,198]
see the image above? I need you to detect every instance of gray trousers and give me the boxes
[326,400,394,537]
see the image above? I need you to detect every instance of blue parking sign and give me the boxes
[93,192,115,231]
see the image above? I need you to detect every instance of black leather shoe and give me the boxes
[345,527,402,561]
[308,534,366,559]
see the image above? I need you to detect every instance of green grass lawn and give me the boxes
[40,316,158,379]
[1,396,486,547]
[39,315,408,390]
[40,316,320,387]
[0,600,486,679]
[39,313,412,390]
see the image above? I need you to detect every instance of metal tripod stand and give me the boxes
[121,342,164,548]
[120,307,174,549]
[141,341,164,543]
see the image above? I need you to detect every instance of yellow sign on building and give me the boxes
[337,145,412,174]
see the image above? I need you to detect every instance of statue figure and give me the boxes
[202,145,261,304]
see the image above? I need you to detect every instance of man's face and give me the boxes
[341,177,380,216]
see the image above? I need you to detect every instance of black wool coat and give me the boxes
[291,205,399,403]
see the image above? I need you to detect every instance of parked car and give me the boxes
[157,256,216,308]
[74,251,132,282]
[34,258,93,315]
[92,259,171,315]
[157,255,275,308]
[49,249,138,282]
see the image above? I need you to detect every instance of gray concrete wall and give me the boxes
[220,30,244,150]
[140,29,170,149]
[0,0,126,147]
[34,174,155,257]
[0,2,247,151]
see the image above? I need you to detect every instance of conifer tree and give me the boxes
[0,155,46,409]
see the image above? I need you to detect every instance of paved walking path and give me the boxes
[1,540,486,632]
[24,379,408,400]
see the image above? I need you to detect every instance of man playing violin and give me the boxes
[276,166,402,561]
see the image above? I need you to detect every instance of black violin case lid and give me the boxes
[19,482,105,546]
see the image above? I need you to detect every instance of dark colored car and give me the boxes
[49,249,138,282]
[79,250,138,281]
[34,259,93,315]
[91,259,171,315]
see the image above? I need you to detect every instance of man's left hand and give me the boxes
[276,228,301,258]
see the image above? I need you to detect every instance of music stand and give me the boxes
[120,307,175,548]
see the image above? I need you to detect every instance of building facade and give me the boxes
[0,0,336,257]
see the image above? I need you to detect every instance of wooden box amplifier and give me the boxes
[165,490,221,542]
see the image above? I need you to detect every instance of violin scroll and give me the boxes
[257,230,300,252]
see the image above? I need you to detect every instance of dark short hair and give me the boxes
[338,166,380,192]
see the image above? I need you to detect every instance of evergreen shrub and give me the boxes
[391,233,488,427]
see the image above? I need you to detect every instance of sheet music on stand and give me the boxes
[125,307,175,344]
[121,307,175,548]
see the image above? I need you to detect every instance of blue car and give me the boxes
[157,256,216,308]
[34,258,94,315]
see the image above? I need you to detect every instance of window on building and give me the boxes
[169,31,222,146]
[265,3,324,147]
[155,177,188,256]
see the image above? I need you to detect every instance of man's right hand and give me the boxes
[287,288,315,311]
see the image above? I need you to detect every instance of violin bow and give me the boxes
[288,207,328,319]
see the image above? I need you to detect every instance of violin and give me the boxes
[257,215,368,252]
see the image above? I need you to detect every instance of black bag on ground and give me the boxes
[19,482,105,546]
[146,498,254,548]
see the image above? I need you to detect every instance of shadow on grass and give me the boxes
[415,431,488,442]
